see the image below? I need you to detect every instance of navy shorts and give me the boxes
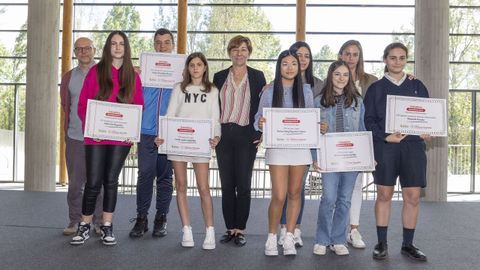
[373,140,427,188]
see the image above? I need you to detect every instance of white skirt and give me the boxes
[168,155,210,164]
[265,148,312,165]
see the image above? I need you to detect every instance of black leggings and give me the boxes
[82,145,131,215]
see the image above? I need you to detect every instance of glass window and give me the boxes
[448,91,473,193]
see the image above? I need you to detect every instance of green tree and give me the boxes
[92,5,150,63]
[312,44,336,79]
[0,22,27,132]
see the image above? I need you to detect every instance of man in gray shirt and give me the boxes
[60,37,102,235]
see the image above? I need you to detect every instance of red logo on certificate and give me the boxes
[282,117,300,124]
[406,106,426,112]
[177,127,195,133]
[155,60,171,67]
[336,141,354,148]
[105,111,123,118]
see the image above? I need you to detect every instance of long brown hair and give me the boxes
[180,52,214,93]
[320,60,360,108]
[96,31,136,103]
[337,40,371,86]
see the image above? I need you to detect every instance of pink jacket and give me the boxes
[78,64,144,145]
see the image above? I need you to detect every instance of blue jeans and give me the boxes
[136,134,173,216]
[280,166,308,225]
[315,171,358,245]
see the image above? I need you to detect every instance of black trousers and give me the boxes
[82,144,131,215]
[215,124,258,230]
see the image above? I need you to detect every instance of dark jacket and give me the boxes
[213,66,266,142]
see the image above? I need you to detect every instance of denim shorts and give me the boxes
[373,140,427,188]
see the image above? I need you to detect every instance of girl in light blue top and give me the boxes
[254,49,314,256]
[313,60,365,256]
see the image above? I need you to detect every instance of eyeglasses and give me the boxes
[74,46,93,53]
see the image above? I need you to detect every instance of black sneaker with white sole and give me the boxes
[100,225,117,246]
[70,223,91,245]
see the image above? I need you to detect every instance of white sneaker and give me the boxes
[265,233,279,256]
[278,227,286,246]
[282,232,297,256]
[202,226,215,250]
[330,244,349,256]
[181,225,194,247]
[293,228,303,247]
[347,228,366,249]
[313,244,327,256]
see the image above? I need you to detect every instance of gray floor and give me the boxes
[0,190,479,270]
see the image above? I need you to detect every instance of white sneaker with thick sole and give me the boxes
[277,227,286,246]
[70,222,90,245]
[313,244,327,255]
[347,228,366,249]
[282,232,297,256]
[330,244,349,255]
[265,233,279,256]
[293,228,303,247]
[202,226,215,250]
[181,225,194,247]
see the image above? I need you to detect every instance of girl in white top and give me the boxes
[156,52,220,250]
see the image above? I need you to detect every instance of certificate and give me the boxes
[158,116,213,158]
[84,100,142,142]
[317,132,375,172]
[385,95,447,137]
[263,108,320,148]
[140,52,187,88]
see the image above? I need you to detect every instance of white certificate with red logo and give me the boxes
[385,95,447,137]
[84,100,143,142]
[263,108,320,148]
[317,131,375,172]
[140,52,187,88]
[158,116,213,158]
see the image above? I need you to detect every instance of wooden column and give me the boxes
[415,0,449,201]
[59,0,73,186]
[296,0,306,41]
[177,0,187,54]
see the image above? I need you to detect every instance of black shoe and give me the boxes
[70,223,90,245]
[234,233,247,246]
[219,231,234,243]
[100,225,117,246]
[152,213,167,237]
[401,244,427,261]
[129,214,148,238]
[373,242,388,260]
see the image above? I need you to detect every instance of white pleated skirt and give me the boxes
[265,148,312,166]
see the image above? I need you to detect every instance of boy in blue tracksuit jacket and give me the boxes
[129,28,176,238]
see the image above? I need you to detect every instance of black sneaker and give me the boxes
[70,223,90,245]
[401,244,427,261]
[100,225,117,246]
[129,214,148,238]
[152,213,167,237]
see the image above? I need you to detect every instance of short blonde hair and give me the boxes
[227,35,253,55]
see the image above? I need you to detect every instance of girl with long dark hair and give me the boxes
[255,49,314,256]
[71,31,144,246]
